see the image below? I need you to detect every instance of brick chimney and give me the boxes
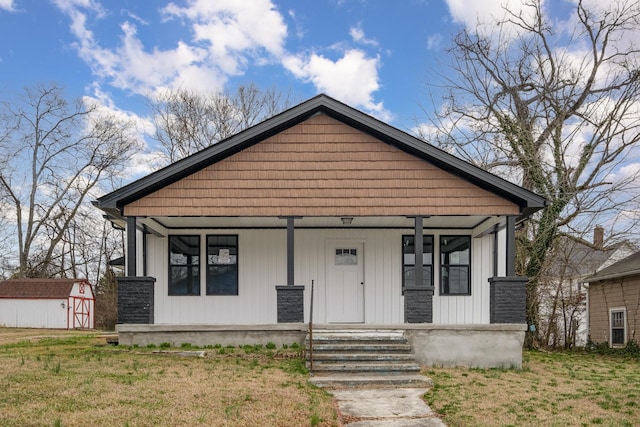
[594,225,604,249]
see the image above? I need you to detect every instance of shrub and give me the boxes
[585,339,640,357]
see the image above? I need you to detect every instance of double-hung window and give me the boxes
[610,308,626,346]
[168,235,200,295]
[440,235,471,295]
[207,235,238,295]
[402,235,434,288]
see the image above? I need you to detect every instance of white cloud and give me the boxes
[0,0,15,12]
[54,0,288,97]
[162,0,287,72]
[82,88,164,179]
[427,33,443,50]
[283,49,391,120]
[53,0,391,124]
[121,8,148,26]
[350,25,378,46]
[288,9,305,39]
[83,87,154,136]
[444,0,541,40]
[618,162,640,180]
[559,0,640,58]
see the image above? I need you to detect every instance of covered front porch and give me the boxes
[116,213,525,327]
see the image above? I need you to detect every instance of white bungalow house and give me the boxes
[95,95,545,367]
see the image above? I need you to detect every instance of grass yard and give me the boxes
[0,329,338,427]
[424,350,640,427]
[4,329,640,427]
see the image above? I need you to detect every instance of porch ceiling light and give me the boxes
[341,217,353,225]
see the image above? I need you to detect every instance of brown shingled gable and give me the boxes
[124,114,520,217]
[0,279,85,299]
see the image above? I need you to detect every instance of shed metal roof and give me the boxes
[0,279,88,299]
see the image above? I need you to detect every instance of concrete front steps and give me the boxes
[306,329,432,389]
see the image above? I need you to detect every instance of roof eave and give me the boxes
[587,269,640,283]
[96,95,329,214]
[95,94,547,218]
[317,100,546,216]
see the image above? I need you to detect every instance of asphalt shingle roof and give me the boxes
[587,250,640,282]
[0,279,84,299]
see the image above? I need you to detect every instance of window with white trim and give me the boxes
[610,308,626,346]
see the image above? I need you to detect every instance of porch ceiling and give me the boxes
[143,215,498,230]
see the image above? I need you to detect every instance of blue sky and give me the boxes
[0,0,456,129]
[1,0,636,182]
[1,0,639,247]
[0,0,559,130]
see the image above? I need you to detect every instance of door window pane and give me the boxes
[335,248,357,265]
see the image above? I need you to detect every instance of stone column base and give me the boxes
[404,286,433,323]
[276,285,305,323]
[489,276,528,323]
[117,276,156,324]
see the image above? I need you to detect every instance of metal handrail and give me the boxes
[308,279,314,373]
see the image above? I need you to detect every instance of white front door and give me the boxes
[326,241,365,323]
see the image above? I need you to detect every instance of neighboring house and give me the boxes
[0,278,95,329]
[540,227,635,348]
[94,94,546,367]
[586,250,640,347]
[108,256,125,274]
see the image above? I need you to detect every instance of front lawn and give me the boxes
[0,329,337,427]
[424,350,640,426]
[4,328,638,427]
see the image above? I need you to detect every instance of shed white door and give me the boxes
[326,241,364,323]
[72,297,92,329]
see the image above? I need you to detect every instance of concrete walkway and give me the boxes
[331,388,446,426]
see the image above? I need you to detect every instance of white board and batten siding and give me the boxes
[149,228,496,326]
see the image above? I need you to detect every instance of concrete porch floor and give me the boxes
[116,322,526,368]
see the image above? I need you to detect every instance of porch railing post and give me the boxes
[404,215,433,323]
[308,280,314,373]
[276,216,304,323]
[506,215,516,277]
[287,217,295,286]
[126,216,137,277]
[414,216,423,289]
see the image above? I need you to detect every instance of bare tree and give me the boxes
[0,83,140,278]
[420,0,640,346]
[150,84,293,163]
